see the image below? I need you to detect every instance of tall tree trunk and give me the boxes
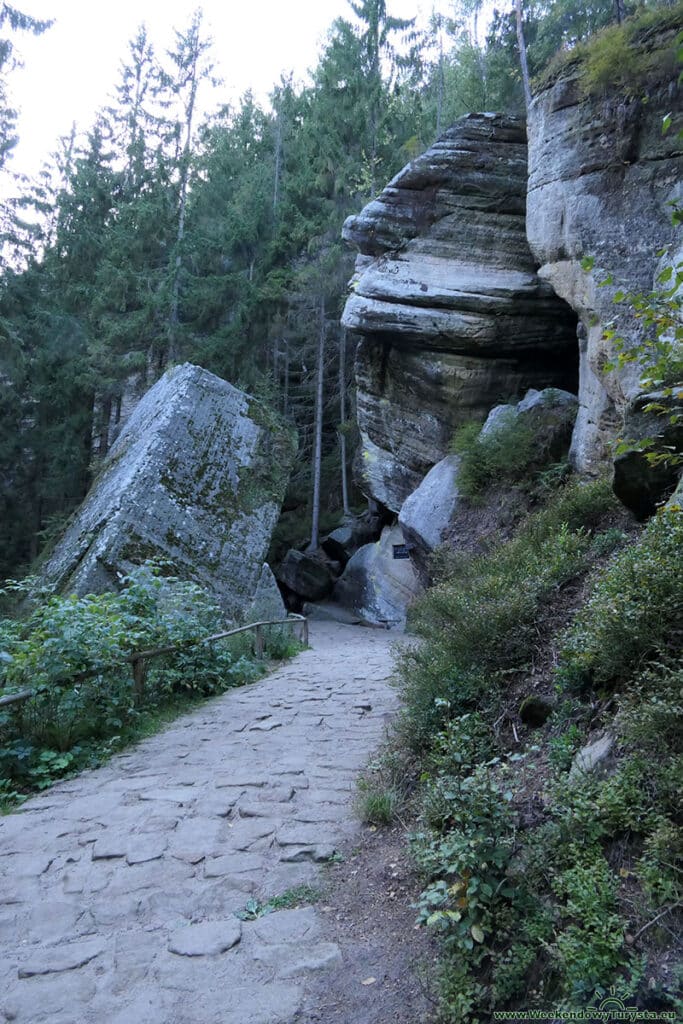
[273,104,282,218]
[338,329,350,518]
[283,335,290,418]
[169,41,200,362]
[515,0,532,114]
[309,295,325,551]
[436,35,444,138]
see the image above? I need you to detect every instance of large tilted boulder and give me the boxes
[526,17,682,487]
[342,113,578,512]
[398,455,462,581]
[333,525,421,628]
[246,564,287,623]
[42,364,297,619]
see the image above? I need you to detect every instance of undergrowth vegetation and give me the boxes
[402,478,618,746]
[539,2,683,96]
[0,564,300,807]
[399,477,682,1021]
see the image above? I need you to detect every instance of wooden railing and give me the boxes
[0,614,308,710]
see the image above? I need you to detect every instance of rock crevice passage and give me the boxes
[0,623,403,1024]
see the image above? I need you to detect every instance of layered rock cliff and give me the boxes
[526,18,682,480]
[342,113,578,512]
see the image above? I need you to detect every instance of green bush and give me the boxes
[414,765,517,954]
[0,564,271,795]
[552,852,628,1003]
[557,505,683,691]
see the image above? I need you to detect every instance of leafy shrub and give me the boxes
[539,3,683,97]
[552,852,628,1003]
[0,563,278,794]
[414,765,517,954]
[557,505,683,691]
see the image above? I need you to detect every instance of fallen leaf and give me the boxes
[361,977,377,986]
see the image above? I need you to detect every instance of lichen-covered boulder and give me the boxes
[277,549,335,602]
[332,525,421,629]
[398,455,461,581]
[342,113,578,512]
[526,17,682,477]
[42,364,297,618]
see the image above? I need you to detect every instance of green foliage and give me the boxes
[557,505,683,691]
[404,467,680,1020]
[235,885,321,921]
[357,784,397,825]
[552,852,628,1002]
[414,765,517,954]
[450,413,537,498]
[539,3,683,97]
[0,563,274,798]
[402,478,616,746]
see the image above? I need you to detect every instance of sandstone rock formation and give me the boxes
[246,564,287,623]
[43,364,297,618]
[333,524,421,628]
[398,455,461,581]
[342,113,578,512]
[277,550,336,603]
[480,387,578,458]
[526,20,682,479]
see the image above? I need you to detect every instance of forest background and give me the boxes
[0,0,657,580]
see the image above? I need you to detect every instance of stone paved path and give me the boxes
[0,622,402,1024]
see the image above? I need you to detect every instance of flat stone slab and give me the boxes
[251,940,343,978]
[126,838,167,865]
[251,908,320,944]
[138,788,196,805]
[18,939,105,978]
[168,919,242,956]
[204,853,265,878]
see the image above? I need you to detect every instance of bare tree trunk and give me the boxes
[169,34,200,362]
[515,0,532,114]
[309,295,325,551]
[436,34,445,138]
[283,335,290,418]
[338,329,350,518]
[273,104,282,218]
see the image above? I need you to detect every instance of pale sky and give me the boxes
[9,0,434,182]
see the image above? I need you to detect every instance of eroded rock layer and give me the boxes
[342,113,578,511]
[526,20,682,476]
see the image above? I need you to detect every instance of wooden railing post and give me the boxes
[254,624,264,659]
[302,618,309,648]
[132,657,145,707]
